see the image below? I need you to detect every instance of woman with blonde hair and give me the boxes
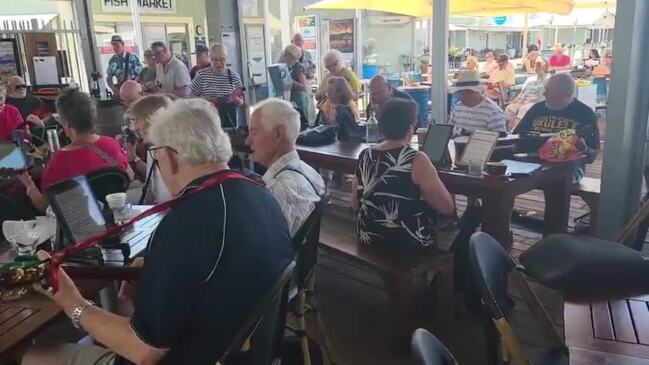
[283,44,309,127]
[323,76,360,141]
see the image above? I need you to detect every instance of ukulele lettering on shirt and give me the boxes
[531,116,579,133]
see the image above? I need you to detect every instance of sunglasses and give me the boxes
[14,85,26,90]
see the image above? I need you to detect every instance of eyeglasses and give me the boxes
[147,145,176,162]
[14,85,26,89]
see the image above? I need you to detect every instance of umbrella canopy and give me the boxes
[305,0,574,17]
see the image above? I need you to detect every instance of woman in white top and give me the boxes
[127,94,173,203]
[505,59,550,131]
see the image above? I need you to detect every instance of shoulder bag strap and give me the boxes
[84,142,121,168]
[122,52,131,84]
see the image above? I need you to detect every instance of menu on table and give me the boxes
[457,130,499,167]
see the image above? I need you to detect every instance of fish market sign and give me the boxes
[102,0,176,14]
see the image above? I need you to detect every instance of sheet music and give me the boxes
[459,130,499,165]
[54,183,106,242]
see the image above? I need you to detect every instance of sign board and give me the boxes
[101,0,176,14]
[33,56,59,85]
[492,16,508,26]
[245,25,267,84]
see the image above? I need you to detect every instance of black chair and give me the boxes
[217,261,296,365]
[468,232,567,365]
[85,167,130,206]
[411,328,457,365]
[288,194,335,365]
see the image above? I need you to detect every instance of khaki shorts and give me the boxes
[60,344,117,365]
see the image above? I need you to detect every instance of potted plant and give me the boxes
[418,47,430,74]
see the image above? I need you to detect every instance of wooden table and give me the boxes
[565,294,649,364]
[0,278,107,354]
[230,134,573,248]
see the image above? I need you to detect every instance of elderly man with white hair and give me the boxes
[316,49,361,103]
[514,73,599,182]
[246,98,325,236]
[24,98,294,365]
[279,33,316,78]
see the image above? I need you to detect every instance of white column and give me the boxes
[597,0,649,240]
[355,9,364,75]
[430,0,449,125]
[129,0,144,59]
[263,0,273,96]
[522,13,529,58]
[280,0,291,48]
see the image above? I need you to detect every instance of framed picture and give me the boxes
[0,38,22,82]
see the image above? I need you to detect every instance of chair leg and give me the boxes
[295,289,312,365]
[308,291,339,365]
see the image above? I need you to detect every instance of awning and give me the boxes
[305,0,574,18]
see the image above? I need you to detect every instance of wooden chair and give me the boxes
[411,328,458,365]
[216,261,296,365]
[288,194,336,365]
[468,232,567,365]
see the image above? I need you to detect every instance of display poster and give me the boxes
[0,39,21,82]
[329,19,354,54]
[245,25,267,84]
[33,56,59,85]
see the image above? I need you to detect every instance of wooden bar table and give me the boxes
[229,134,573,249]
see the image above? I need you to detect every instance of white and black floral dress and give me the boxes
[355,145,437,250]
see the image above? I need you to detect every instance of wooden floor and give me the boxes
[307,149,649,365]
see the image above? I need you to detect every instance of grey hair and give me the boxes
[251,98,300,143]
[150,41,167,50]
[148,98,232,165]
[210,43,227,58]
[323,49,344,65]
[550,72,576,97]
[284,44,302,60]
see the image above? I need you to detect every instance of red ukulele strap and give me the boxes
[48,170,255,292]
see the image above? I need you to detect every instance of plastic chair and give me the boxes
[468,232,567,365]
[216,261,296,365]
[411,328,457,365]
[289,194,336,365]
[85,167,130,206]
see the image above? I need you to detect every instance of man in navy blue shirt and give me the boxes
[25,99,293,365]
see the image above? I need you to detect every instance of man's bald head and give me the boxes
[7,75,26,98]
[369,75,392,112]
[120,80,143,105]
[292,33,304,48]
[544,73,576,110]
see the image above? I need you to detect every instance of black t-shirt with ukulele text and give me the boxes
[513,99,600,151]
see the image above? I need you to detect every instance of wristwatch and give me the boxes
[71,300,95,329]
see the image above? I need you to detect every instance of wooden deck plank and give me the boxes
[611,299,640,343]
[592,301,616,340]
[630,300,649,345]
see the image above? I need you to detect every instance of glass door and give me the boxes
[166,24,190,68]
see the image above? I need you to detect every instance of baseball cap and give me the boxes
[110,35,124,44]
[192,45,209,54]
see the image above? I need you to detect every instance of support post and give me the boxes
[596,0,649,240]
[430,0,449,125]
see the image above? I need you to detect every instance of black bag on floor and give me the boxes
[520,234,649,297]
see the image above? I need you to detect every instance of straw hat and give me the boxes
[449,70,484,93]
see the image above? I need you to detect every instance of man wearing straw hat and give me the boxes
[448,70,506,135]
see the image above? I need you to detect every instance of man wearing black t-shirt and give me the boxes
[513,73,600,181]
[366,75,413,118]
[25,99,294,365]
[6,75,49,126]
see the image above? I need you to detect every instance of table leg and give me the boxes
[482,195,515,250]
[543,173,572,236]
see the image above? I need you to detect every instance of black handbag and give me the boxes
[296,125,336,146]
[520,234,649,297]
